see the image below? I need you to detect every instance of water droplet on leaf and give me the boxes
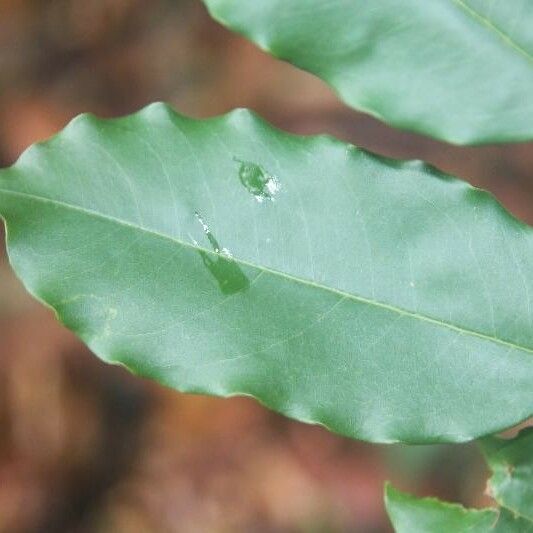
[194,211,249,295]
[234,157,280,202]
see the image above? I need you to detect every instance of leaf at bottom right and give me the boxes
[385,428,533,532]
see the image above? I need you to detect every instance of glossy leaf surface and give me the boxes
[0,104,532,444]
[386,429,533,531]
[203,0,533,144]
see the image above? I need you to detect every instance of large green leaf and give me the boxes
[203,0,533,145]
[0,103,532,443]
[385,429,533,531]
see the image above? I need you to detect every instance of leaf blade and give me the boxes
[203,0,533,144]
[385,484,532,532]
[1,103,532,443]
[384,483,498,533]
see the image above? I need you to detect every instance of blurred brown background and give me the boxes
[0,1,532,532]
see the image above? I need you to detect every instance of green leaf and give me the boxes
[384,485,530,532]
[384,484,498,533]
[203,0,533,145]
[385,429,533,531]
[0,104,532,443]
[481,428,533,522]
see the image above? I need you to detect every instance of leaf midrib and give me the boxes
[2,186,532,356]
[451,0,533,64]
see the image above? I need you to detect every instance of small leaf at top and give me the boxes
[203,0,533,145]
